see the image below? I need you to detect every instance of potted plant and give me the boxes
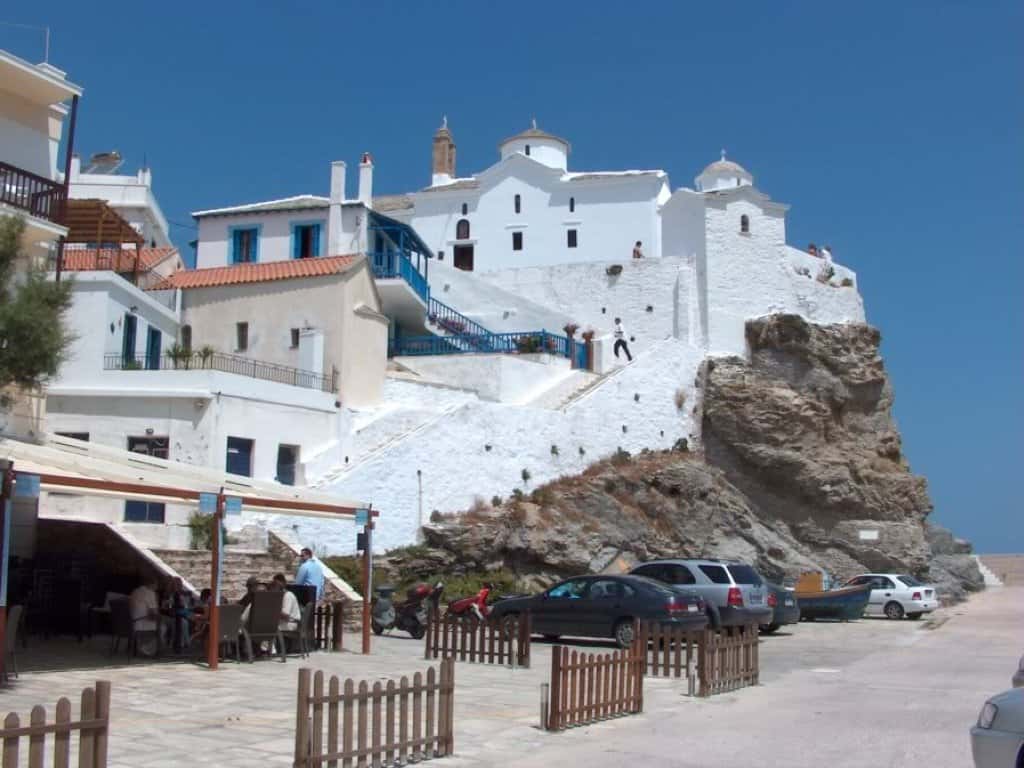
[198,345,216,369]
[606,264,623,276]
[563,323,579,337]
[581,329,596,342]
[168,342,188,369]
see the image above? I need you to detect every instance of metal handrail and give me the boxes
[426,297,493,337]
[0,160,66,225]
[389,329,573,359]
[103,352,337,393]
[368,251,429,303]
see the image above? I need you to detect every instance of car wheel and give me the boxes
[613,620,636,649]
[704,603,722,631]
[760,623,780,635]
[409,624,426,640]
[371,620,385,635]
[884,601,905,620]
[906,612,922,620]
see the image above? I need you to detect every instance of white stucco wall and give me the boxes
[394,353,570,403]
[0,89,60,179]
[409,157,663,274]
[275,338,703,553]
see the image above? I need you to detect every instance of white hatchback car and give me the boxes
[842,573,939,620]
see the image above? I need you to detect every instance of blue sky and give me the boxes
[4,2,1022,552]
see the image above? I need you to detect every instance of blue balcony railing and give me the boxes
[389,329,576,359]
[369,251,429,304]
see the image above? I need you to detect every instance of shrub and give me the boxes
[611,447,632,466]
[491,495,503,507]
[578,446,586,456]
[516,335,541,354]
[674,388,687,410]
[673,437,690,453]
[186,511,225,550]
[840,277,854,287]
[603,478,617,493]
[511,488,525,501]
[521,468,531,484]
[606,264,623,276]
[550,444,559,456]
[530,486,555,506]
[468,496,488,515]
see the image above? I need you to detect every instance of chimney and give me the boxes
[431,116,456,187]
[328,161,346,255]
[69,155,81,181]
[358,153,374,208]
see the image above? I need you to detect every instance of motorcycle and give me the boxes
[446,583,492,621]
[371,581,444,639]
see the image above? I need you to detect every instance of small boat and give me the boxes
[794,571,871,621]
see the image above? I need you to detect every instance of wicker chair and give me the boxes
[241,591,285,663]
[281,602,314,659]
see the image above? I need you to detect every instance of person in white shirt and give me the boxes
[820,245,833,262]
[270,573,301,631]
[613,318,633,362]
[128,577,161,655]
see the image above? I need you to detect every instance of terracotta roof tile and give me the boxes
[62,247,181,272]
[152,254,362,290]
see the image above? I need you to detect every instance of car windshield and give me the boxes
[897,574,924,587]
[725,565,763,585]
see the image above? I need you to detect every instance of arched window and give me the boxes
[569,197,575,213]
[456,219,470,240]
[514,194,521,214]
[461,203,468,215]
[525,144,531,156]
[740,214,750,234]
[181,325,192,352]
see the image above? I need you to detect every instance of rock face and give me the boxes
[411,315,977,601]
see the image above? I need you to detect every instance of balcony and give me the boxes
[104,351,337,393]
[0,160,66,226]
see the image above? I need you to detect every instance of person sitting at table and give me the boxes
[238,577,260,610]
[241,574,300,632]
[128,576,161,656]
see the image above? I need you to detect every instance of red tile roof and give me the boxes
[62,247,181,272]
[152,254,362,290]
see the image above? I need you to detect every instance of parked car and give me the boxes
[629,559,772,630]
[971,687,1024,767]
[761,582,800,634]
[841,573,939,620]
[1013,655,1024,689]
[488,574,708,648]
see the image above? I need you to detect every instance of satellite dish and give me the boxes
[84,151,123,174]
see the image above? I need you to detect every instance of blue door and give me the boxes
[226,437,254,477]
[145,327,162,370]
[121,314,137,366]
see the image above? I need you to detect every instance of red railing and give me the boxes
[0,161,66,225]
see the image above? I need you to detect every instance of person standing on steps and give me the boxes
[613,317,633,362]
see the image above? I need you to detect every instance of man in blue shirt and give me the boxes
[295,547,325,601]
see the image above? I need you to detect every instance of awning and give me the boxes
[0,434,368,519]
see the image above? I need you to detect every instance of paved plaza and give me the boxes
[2,587,1021,767]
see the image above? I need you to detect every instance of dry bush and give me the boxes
[674,388,687,410]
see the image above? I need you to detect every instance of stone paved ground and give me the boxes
[2,587,1020,767]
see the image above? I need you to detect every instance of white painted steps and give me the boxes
[974,555,1005,587]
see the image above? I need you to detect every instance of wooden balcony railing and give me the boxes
[0,160,66,225]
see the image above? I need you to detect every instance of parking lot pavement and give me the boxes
[3,588,1018,767]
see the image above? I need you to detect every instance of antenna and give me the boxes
[0,21,51,62]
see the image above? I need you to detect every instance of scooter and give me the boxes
[446,583,492,621]
[371,581,444,639]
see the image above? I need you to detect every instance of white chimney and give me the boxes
[358,152,374,208]
[328,161,346,256]
[69,155,81,181]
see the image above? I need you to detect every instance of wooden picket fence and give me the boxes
[544,646,644,731]
[0,681,111,768]
[699,624,759,696]
[312,601,345,652]
[424,611,531,669]
[635,622,760,696]
[294,660,454,767]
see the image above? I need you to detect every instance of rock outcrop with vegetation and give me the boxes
[393,315,976,602]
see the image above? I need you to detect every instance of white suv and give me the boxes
[842,573,939,620]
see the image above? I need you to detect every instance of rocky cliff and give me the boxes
[407,315,979,599]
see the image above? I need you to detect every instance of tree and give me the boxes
[0,216,74,405]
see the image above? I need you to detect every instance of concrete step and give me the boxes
[523,369,600,409]
[978,554,1024,586]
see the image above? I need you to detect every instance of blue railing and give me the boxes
[427,297,493,337]
[390,329,576,359]
[369,251,429,304]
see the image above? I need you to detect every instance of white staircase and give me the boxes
[522,369,601,409]
[974,555,1004,587]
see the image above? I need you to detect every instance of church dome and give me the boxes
[695,152,753,192]
[498,120,570,170]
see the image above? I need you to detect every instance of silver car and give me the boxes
[1014,656,1024,689]
[971,687,1024,767]
[630,559,772,629]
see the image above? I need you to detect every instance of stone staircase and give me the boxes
[523,369,601,409]
[978,554,1024,586]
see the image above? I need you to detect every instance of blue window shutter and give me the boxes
[231,230,239,264]
[313,224,322,257]
[251,228,258,262]
[292,227,300,259]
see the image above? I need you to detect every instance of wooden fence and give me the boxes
[699,624,759,696]
[635,622,760,697]
[544,646,644,731]
[424,611,531,669]
[312,601,345,652]
[1,681,111,768]
[294,660,454,768]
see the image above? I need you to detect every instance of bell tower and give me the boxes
[431,116,456,186]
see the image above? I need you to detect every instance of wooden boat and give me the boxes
[794,571,871,621]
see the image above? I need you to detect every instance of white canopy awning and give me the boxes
[0,434,369,520]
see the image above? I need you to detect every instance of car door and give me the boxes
[873,576,897,609]
[536,578,591,636]
[585,579,630,637]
